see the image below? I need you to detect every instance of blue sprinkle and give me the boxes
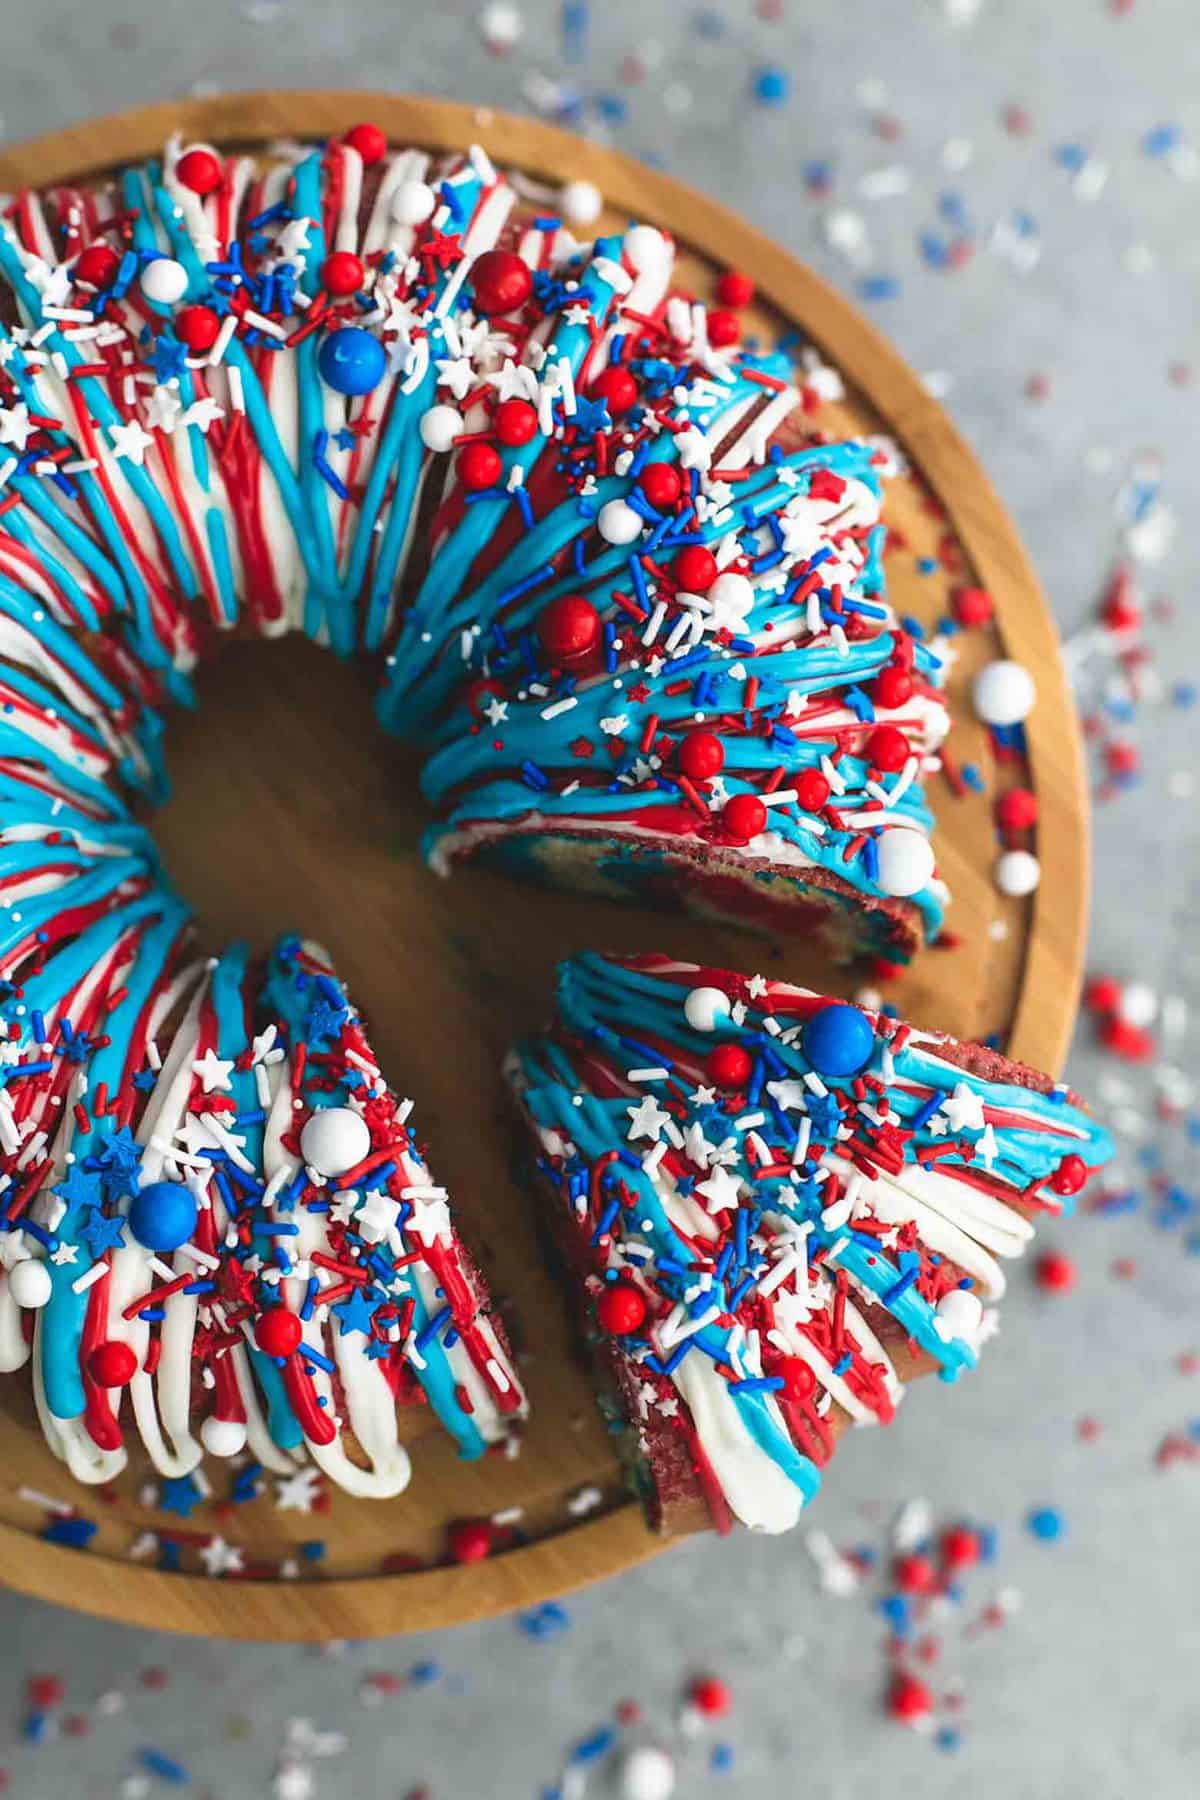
[1026,1506,1065,1542]
[138,1748,191,1785]
[1143,124,1182,157]
[519,1601,572,1639]
[570,1726,615,1765]
[752,65,791,106]
[43,1515,98,1549]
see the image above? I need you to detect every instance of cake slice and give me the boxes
[400,228,949,962]
[507,952,1112,1535]
[1,933,525,1497]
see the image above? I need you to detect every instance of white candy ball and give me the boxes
[392,179,437,227]
[973,659,1036,727]
[301,1105,372,1177]
[619,1745,676,1800]
[995,848,1041,896]
[936,1287,983,1339]
[8,1259,52,1308]
[478,0,523,48]
[139,257,189,305]
[684,986,731,1033]
[559,178,603,226]
[201,1416,248,1458]
[419,404,465,453]
[625,225,670,276]
[597,498,644,545]
[708,571,754,619]
[1118,981,1157,1029]
[876,828,936,897]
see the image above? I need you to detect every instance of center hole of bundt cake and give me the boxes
[151,633,425,960]
[151,633,865,1070]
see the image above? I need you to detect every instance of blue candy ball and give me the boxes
[317,326,386,396]
[802,1003,875,1078]
[128,1180,198,1252]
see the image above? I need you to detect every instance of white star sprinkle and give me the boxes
[198,1534,245,1577]
[626,1095,672,1143]
[696,1163,744,1214]
[193,1048,235,1093]
[940,1082,987,1134]
[0,403,34,453]
[274,1467,324,1514]
[109,419,155,466]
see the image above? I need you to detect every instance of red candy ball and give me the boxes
[873,666,914,710]
[865,724,910,773]
[320,250,365,296]
[996,787,1038,832]
[640,462,682,510]
[596,1282,647,1335]
[707,1042,753,1090]
[706,308,741,348]
[255,1308,302,1358]
[674,545,719,593]
[176,148,222,196]
[27,1675,65,1710]
[174,305,220,353]
[597,1281,647,1339]
[1036,1250,1077,1292]
[345,122,387,166]
[940,1524,980,1568]
[777,1356,816,1403]
[538,594,600,662]
[689,1676,732,1717]
[888,1673,933,1721]
[446,1519,493,1563]
[795,768,831,812]
[1084,975,1122,1013]
[74,243,120,289]
[471,248,533,317]
[88,1341,137,1388]
[457,441,503,491]
[494,397,538,446]
[589,365,638,416]
[678,731,725,781]
[721,792,767,843]
[952,585,994,628]
[715,269,755,309]
[893,1552,936,1594]
[1050,1153,1088,1197]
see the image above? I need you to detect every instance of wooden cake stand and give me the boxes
[0,93,1090,1639]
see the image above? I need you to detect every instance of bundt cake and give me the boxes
[0,118,1086,1528]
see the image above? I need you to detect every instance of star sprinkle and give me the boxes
[193,1048,235,1093]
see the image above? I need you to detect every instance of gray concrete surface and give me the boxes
[1,2,1198,1794]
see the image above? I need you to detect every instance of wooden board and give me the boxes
[0,93,1090,1640]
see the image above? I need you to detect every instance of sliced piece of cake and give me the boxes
[508,951,1111,1534]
